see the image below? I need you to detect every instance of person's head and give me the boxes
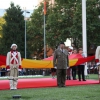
[11,44,17,50]
[68,46,73,52]
[59,42,65,49]
[73,49,77,54]
[78,48,83,54]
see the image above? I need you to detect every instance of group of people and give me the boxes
[53,42,86,87]
[68,48,86,81]
[6,43,100,90]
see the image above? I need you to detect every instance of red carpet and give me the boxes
[0,78,99,90]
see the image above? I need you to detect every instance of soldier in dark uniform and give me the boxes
[53,42,69,87]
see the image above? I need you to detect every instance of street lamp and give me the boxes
[24,8,30,58]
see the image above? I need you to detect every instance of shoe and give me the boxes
[58,86,62,88]
[13,86,17,90]
[10,88,14,90]
[62,85,66,87]
[10,87,14,90]
[83,80,86,81]
[79,79,81,81]
[14,88,17,90]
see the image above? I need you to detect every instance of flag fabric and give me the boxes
[44,1,46,15]
[0,54,95,68]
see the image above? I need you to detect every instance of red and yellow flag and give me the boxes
[44,1,46,15]
[0,55,95,68]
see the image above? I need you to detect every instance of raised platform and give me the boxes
[0,78,99,90]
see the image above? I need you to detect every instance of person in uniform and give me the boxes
[95,46,100,61]
[53,42,69,87]
[6,44,22,90]
[95,46,100,83]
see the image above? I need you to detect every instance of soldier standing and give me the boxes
[53,42,69,87]
[6,44,22,90]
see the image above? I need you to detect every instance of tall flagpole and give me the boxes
[24,7,27,59]
[82,0,87,76]
[44,1,46,58]
[44,15,46,58]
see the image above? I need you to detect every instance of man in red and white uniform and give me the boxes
[6,44,22,90]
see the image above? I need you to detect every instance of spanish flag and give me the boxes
[0,55,95,69]
[44,1,46,15]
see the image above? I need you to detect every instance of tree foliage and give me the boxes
[27,2,51,59]
[1,0,100,58]
[27,3,44,59]
[27,0,100,58]
[0,2,25,57]
[86,0,100,46]
[46,1,77,48]
[55,0,100,47]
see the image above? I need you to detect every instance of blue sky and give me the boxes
[0,0,38,17]
[0,0,38,9]
[0,9,33,17]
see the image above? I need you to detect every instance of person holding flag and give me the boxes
[6,44,22,90]
[53,42,69,87]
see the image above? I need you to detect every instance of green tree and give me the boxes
[86,0,100,46]
[0,2,25,58]
[55,0,67,4]
[71,0,100,48]
[46,1,77,48]
[27,2,51,59]
[55,0,100,48]
[27,0,100,58]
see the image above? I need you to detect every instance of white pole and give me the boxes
[82,0,87,76]
[25,9,26,59]
[44,15,46,58]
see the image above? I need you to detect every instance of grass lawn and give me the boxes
[0,85,100,100]
[0,74,100,100]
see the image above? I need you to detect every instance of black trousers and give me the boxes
[57,69,66,86]
[72,66,77,80]
[77,65,85,81]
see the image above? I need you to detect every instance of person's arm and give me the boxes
[6,52,10,71]
[53,50,57,68]
[18,52,22,71]
[18,52,21,66]
[67,55,69,67]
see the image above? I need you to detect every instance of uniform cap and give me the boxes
[69,46,73,50]
[11,44,17,49]
[59,42,65,45]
